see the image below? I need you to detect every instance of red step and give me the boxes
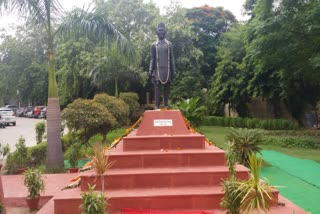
[80,165,249,191]
[54,186,225,214]
[53,186,279,214]
[122,134,205,151]
[108,147,227,169]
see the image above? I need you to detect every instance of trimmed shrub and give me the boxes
[29,142,47,166]
[261,136,319,149]
[202,116,298,130]
[93,93,130,127]
[35,121,46,144]
[62,99,116,144]
[119,92,140,120]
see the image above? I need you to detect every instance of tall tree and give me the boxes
[242,0,320,121]
[55,38,96,107]
[163,2,204,103]
[186,5,237,85]
[0,25,48,106]
[0,0,131,168]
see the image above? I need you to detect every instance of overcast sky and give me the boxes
[0,0,247,30]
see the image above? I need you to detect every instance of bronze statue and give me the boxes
[148,22,175,109]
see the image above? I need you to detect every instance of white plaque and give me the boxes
[153,119,173,127]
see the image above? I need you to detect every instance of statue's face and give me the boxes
[156,26,166,40]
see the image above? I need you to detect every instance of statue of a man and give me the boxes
[148,22,175,109]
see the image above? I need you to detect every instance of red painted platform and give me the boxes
[136,110,190,135]
[0,110,308,214]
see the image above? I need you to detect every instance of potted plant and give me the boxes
[80,184,107,214]
[68,144,82,173]
[23,168,45,211]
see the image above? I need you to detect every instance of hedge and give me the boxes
[202,116,299,130]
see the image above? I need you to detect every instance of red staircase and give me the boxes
[51,110,252,213]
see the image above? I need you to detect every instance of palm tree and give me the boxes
[89,42,143,97]
[0,0,132,168]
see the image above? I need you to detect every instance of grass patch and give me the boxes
[106,128,127,143]
[198,126,230,149]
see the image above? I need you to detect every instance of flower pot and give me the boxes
[17,167,28,174]
[26,195,40,211]
[68,168,79,173]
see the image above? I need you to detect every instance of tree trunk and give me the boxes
[114,78,118,97]
[46,42,64,169]
[46,98,64,168]
[313,105,319,129]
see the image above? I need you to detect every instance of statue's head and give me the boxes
[156,22,166,40]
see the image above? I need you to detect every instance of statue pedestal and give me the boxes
[136,110,190,136]
[123,110,205,151]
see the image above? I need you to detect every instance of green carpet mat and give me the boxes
[261,150,320,214]
[64,159,90,169]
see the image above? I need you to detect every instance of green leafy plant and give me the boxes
[62,99,116,144]
[89,143,114,192]
[119,92,140,121]
[29,142,47,167]
[176,97,206,127]
[221,141,243,214]
[15,136,29,169]
[35,121,46,144]
[0,143,10,161]
[68,143,83,168]
[226,128,262,167]
[80,184,107,214]
[234,154,275,213]
[201,116,299,130]
[23,168,45,199]
[261,136,319,149]
[93,93,130,127]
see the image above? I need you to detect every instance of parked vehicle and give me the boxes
[24,106,34,118]
[0,114,5,128]
[5,105,18,115]
[0,108,16,126]
[16,107,26,117]
[39,107,47,119]
[33,106,46,118]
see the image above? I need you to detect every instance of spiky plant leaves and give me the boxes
[226,128,263,167]
[234,154,275,214]
[88,143,114,193]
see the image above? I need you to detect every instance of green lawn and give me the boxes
[198,126,320,163]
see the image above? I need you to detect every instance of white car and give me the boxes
[0,108,16,126]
